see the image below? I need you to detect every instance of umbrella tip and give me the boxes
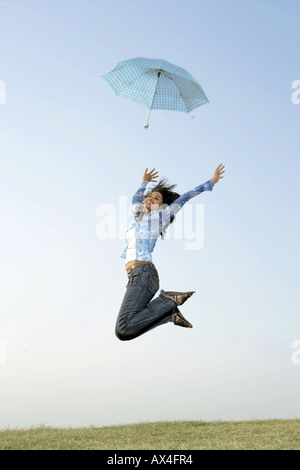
[144,123,149,129]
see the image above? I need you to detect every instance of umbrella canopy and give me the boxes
[102,57,209,127]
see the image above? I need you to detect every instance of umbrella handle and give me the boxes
[144,70,161,128]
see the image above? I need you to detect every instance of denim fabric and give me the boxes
[115,264,177,341]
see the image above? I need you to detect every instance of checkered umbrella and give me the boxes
[102,57,209,128]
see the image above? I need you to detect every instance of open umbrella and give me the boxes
[102,57,209,128]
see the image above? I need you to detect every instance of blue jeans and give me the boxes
[115,264,178,341]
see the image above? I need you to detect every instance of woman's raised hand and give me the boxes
[211,164,225,184]
[143,168,159,183]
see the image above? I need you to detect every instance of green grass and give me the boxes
[0,420,299,450]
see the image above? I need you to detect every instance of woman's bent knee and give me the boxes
[115,326,133,341]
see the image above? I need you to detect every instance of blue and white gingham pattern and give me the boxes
[102,57,208,113]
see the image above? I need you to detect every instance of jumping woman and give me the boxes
[115,164,225,341]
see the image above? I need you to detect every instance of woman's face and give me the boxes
[144,191,163,212]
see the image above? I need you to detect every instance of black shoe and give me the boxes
[162,290,195,306]
[173,307,193,328]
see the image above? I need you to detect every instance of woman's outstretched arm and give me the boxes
[162,164,225,224]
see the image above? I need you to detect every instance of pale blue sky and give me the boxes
[0,0,299,429]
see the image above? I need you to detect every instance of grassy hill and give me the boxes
[0,419,299,450]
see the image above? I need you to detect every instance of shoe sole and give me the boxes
[164,291,195,295]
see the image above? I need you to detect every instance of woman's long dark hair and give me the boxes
[144,178,180,238]
[147,178,180,206]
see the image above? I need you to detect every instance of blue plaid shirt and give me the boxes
[121,179,214,262]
